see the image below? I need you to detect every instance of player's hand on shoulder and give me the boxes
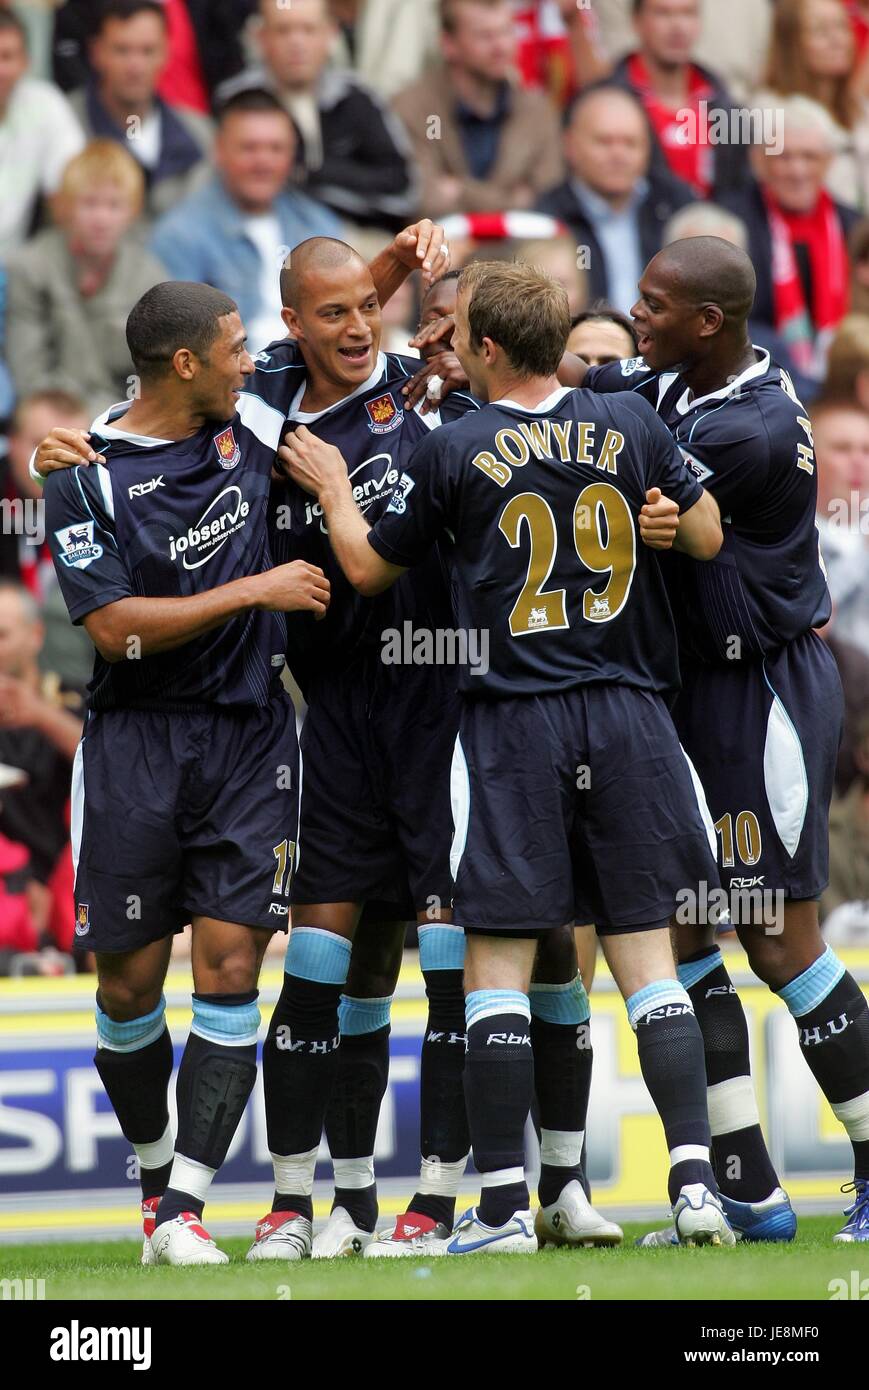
[278,427,346,497]
[35,429,105,475]
[402,350,469,414]
[254,561,330,618]
[639,487,680,550]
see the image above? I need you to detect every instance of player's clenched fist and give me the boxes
[253,561,330,617]
[639,487,680,550]
[278,427,347,498]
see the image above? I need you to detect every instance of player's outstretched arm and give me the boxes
[369,219,450,306]
[672,489,722,560]
[278,427,405,597]
[83,562,330,663]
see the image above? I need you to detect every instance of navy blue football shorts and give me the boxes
[291,660,459,914]
[71,693,300,951]
[670,631,843,901]
[450,685,720,935]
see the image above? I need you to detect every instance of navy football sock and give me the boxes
[324,996,391,1234]
[410,953,470,1227]
[529,978,593,1208]
[464,990,533,1227]
[94,996,175,1202]
[157,992,260,1228]
[679,948,780,1202]
[263,928,350,1221]
[626,980,716,1206]
[779,949,869,1182]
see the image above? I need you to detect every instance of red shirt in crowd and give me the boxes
[156,0,210,114]
[627,52,715,196]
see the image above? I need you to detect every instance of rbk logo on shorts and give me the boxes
[213,426,241,468]
[54,522,103,570]
[365,393,402,435]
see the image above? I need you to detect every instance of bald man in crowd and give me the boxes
[535,84,696,313]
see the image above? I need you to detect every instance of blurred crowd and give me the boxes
[0,0,868,971]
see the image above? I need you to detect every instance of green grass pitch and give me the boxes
[2,1217,866,1300]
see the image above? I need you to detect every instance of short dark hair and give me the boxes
[95,1,167,31]
[126,281,239,380]
[421,268,461,306]
[570,303,640,350]
[215,87,293,127]
[0,10,27,46]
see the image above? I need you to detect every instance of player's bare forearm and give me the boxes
[672,490,723,560]
[318,477,404,597]
[83,581,261,662]
[83,563,330,662]
[557,351,589,389]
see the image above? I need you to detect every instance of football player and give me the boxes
[573,238,868,1245]
[281,259,736,1253]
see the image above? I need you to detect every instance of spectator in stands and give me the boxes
[592,0,773,104]
[610,0,747,199]
[221,0,416,235]
[67,0,212,221]
[824,312,869,408]
[822,709,869,937]
[512,1,610,107]
[392,0,564,217]
[566,305,639,362]
[723,96,859,383]
[813,398,869,660]
[850,219,869,313]
[4,141,167,417]
[0,390,95,688]
[0,581,83,907]
[536,85,695,314]
[0,8,84,256]
[52,0,255,110]
[151,89,341,352]
[329,0,441,101]
[762,0,869,211]
[514,234,587,315]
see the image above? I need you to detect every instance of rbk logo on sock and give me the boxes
[636,1003,694,1026]
[486,1032,532,1046]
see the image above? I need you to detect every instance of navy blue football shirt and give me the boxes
[44,397,288,710]
[367,385,704,699]
[245,340,480,689]
[585,349,831,662]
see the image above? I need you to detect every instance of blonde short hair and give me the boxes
[58,139,145,217]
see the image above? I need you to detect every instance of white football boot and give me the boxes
[534,1180,624,1248]
[140,1196,159,1266]
[311,1206,374,1258]
[245,1211,313,1262]
[672,1185,736,1247]
[444,1207,537,1255]
[150,1212,229,1266]
[364,1212,452,1258]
